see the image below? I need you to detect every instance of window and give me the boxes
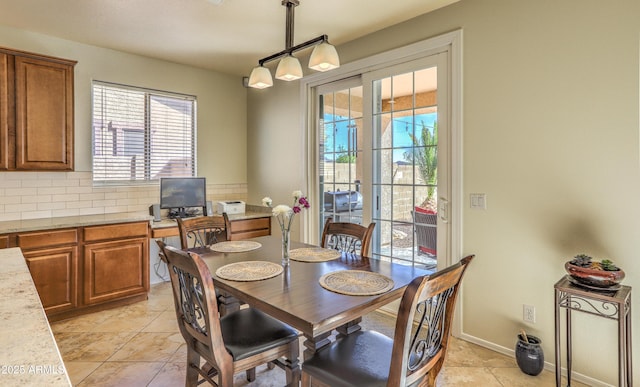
[92,81,197,183]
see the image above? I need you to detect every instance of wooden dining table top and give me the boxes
[190,235,431,342]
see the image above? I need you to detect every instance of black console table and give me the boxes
[554,276,632,386]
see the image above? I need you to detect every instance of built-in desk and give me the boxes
[150,212,271,240]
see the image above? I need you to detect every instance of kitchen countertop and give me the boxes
[0,247,71,386]
[0,206,271,235]
[0,212,153,234]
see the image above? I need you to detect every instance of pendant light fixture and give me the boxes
[247,0,340,89]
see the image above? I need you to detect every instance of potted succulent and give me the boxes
[565,254,625,288]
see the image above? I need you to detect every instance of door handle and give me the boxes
[438,198,449,223]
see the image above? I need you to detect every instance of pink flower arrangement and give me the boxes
[262,190,310,234]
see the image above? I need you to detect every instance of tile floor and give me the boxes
[51,282,587,386]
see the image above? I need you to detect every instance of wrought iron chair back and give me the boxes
[320,217,375,256]
[161,244,300,386]
[177,213,231,249]
[388,254,474,386]
[301,255,474,387]
[162,244,230,385]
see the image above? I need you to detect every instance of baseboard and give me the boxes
[457,332,614,387]
[373,305,613,387]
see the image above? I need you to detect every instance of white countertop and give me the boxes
[0,248,71,386]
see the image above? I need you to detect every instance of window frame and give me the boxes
[91,80,198,186]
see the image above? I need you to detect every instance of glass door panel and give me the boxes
[318,84,364,234]
[368,55,446,270]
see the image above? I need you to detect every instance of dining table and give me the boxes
[189,235,432,362]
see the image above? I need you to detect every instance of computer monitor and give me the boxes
[159,177,206,218]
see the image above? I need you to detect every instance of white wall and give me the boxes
[247,0,640,384]
[0,24,247,179]
[0,25,249,221]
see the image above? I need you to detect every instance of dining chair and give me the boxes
[177,213,231,249]
[160,244,301,386]
[320,217,376,256]
[301,254,475,387]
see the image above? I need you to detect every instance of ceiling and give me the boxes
[0,0,458,76]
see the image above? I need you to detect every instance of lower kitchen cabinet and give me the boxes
[23,246,78,314]
[3,220,150,320]
[83,237,148,305]
[0,236,8,249]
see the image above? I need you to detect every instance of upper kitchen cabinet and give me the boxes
[0,47,76,171]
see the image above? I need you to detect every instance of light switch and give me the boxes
[470,193,486,209]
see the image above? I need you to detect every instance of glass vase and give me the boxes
[281,229,290,266]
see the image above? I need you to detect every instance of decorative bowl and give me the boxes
[564,261,625,288]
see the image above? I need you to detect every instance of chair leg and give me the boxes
[185,348,200,387]
[285,340,301,387]
[301,371,311,387]
[246,367,256,382]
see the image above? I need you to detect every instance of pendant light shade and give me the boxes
[308,41,340,72]
[247,65,273,89]
[246,1,339,89]
[275,55,303,81]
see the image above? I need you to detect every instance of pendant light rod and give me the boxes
[258,34,328,66]
[284,0,298,49]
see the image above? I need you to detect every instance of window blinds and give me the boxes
[92,81,196,183]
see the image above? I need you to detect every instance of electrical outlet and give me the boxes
[523,304,536,323]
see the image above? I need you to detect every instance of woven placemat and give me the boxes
[319,270,395,296]
[215,261,283,281]
[289,247,341,262]
[209,241,262,253]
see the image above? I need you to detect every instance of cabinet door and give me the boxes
[83,237,149,305]
[23,246,78,314]
[0,53,11,170]
[14,55,74,170]
[0,235,9,249]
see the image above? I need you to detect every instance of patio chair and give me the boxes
[414,210,437,257]
[301,254,475,387]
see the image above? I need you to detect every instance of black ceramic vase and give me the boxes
[515,334,544,376]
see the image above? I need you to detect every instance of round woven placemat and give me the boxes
[319,270,395,296]
[289,247,341,262]
[209,241,262,253]
[215,261,283,282]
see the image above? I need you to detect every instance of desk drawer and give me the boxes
[84,222,149,242]
[229,217,270,240]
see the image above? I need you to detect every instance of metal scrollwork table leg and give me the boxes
[554,276,632,387]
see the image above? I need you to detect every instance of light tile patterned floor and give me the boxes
[51,282,587,386]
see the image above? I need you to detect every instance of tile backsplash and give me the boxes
[0,172,247,222]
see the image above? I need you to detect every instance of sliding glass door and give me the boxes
[315,53,451,270]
